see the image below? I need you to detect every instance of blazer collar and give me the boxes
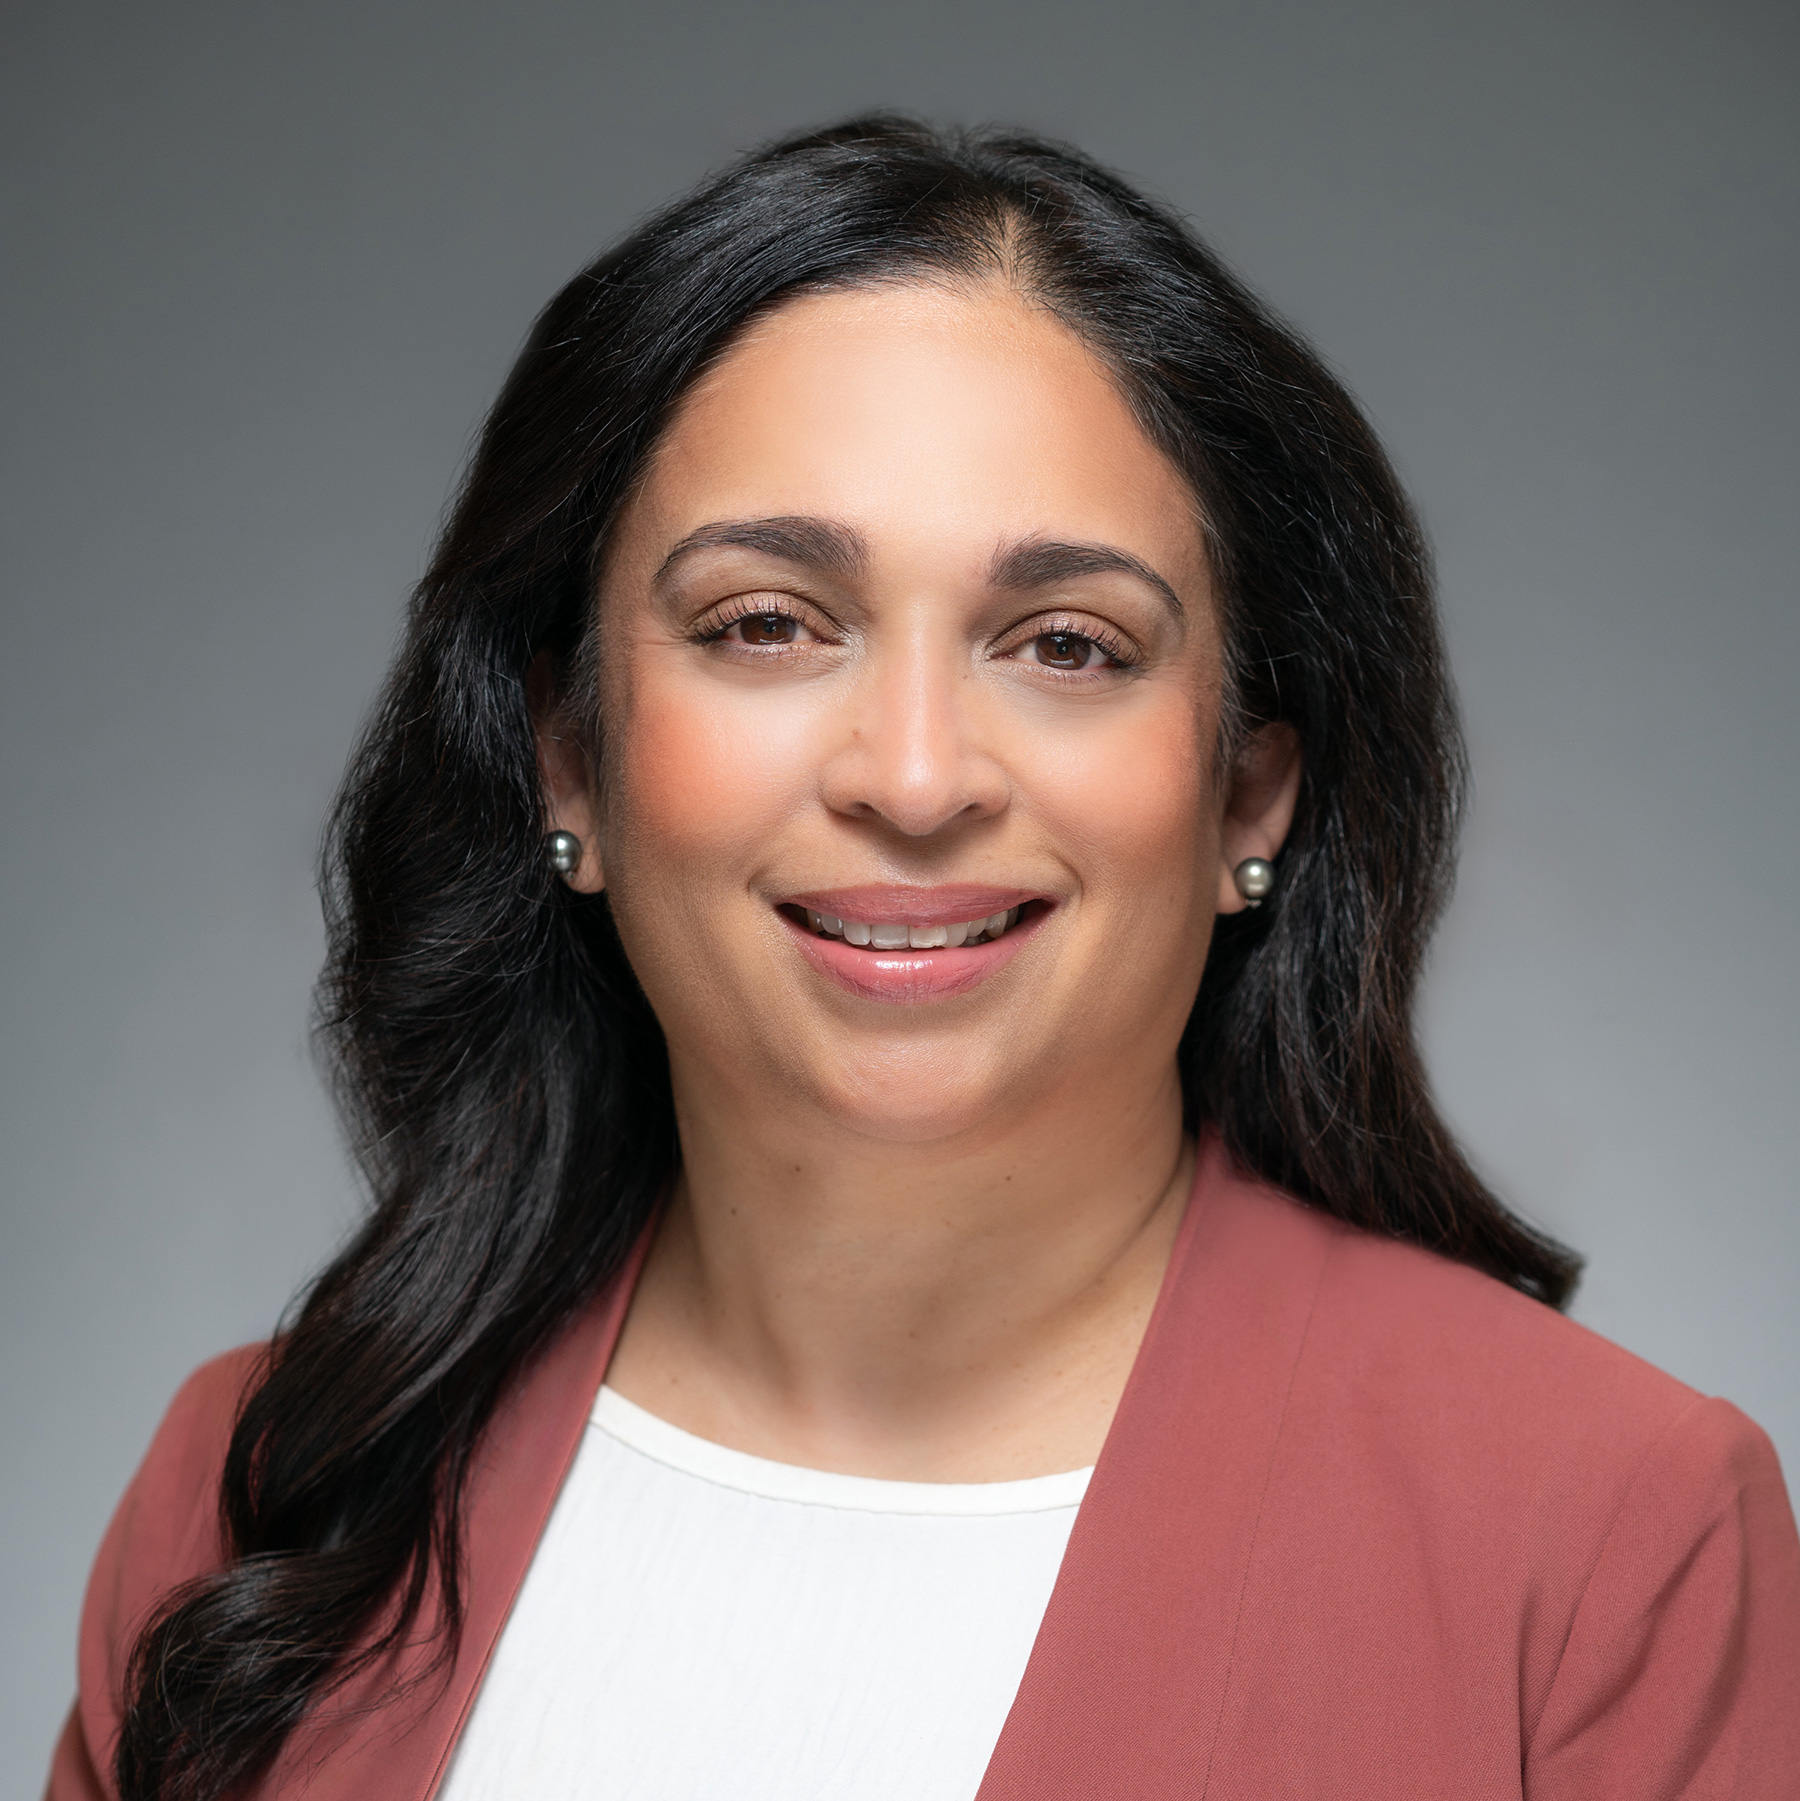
[277,1224,655,1799]
[977,1134,1334,1799]
[284,1136,1333,1800]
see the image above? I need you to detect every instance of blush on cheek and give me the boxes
[609,675,813,880]
[1033,706,1214,912]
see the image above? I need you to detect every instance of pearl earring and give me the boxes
[1232,856,1275,907]
[546,830,582,877]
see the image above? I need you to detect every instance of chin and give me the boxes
[806,1048,1026,1148]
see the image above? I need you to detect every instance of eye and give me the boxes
[696,598,831,650]
[734,612,801,646]
[1007,625,1131,673]
[1031,630,1099,670]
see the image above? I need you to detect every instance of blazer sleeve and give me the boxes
[1527,1395,1800,1800]
[44,1347,264,1801]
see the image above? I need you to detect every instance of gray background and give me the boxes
[4,0,1795,1783]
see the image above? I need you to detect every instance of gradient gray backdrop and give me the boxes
[5,0,1795,1783]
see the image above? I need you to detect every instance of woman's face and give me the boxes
[551,281,1290,1146]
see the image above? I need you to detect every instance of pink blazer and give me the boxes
[48,1136,1800,1798]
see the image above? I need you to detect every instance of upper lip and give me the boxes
[783,884,1047,926]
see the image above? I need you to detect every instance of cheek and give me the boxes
[605,663,811,887]
[1033,695,1215,915]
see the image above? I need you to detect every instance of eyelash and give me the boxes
[1000,614,1138,674]
[692,598,1139,672]
[693,595,829,647]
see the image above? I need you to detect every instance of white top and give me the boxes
[439,1386,1090,1801]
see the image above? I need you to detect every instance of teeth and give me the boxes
[802,905,1026,948]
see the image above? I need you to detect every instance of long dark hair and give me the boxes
[117,115,1579,1799]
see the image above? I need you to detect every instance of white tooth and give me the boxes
[1007,907,1020,928]
[870,922,909,949]
[805,910,821,932]
[986,911,1009,937]
[909,924,947,949]
[844,920,872,947]
[944,920,969,947]
[820,914,843,936]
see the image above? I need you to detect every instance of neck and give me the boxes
[605,1059,1193,1482]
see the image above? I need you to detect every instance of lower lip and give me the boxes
[781,907,1047,1003]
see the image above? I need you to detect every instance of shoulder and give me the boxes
[102,1344,265,1598]
[119,1345,265,1533]
[1227,1181,1800,1772]
[1296,1190,1703,1446]
[69,1345,267,1791]
[1223,1175,1791,1546]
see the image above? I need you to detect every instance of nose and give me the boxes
[817,631,1009,837]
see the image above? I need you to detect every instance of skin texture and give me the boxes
[538,281,1300,1480]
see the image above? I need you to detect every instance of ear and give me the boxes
[1216,722,1301,915]
[527,652,607,893]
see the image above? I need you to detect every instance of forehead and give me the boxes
[617,281,1206,584]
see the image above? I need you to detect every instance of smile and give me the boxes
[800,907,1022,950]
[778,887,1048,1003]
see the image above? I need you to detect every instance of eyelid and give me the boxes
[692,591,841,643]
[994,608,1140,668]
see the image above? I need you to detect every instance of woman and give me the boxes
[48,117,1799,1801]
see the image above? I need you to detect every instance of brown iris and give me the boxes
[1034,631,1090,668]
[738,613,799,645]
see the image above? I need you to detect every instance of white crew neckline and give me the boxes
[593,1385,1093,1516]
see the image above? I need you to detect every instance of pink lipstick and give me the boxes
[778,885,1050,1003]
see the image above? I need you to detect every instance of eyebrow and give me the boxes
[656,516,869,583]
[989,538,1185,620]
[655,518,1185,621]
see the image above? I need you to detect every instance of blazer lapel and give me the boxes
[280,1224,656,1800]
[976,1135,1336,1801]
[278,1139,1332,1799]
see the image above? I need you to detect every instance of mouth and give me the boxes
[775,886,1050,1002]
[790,903,1026,950]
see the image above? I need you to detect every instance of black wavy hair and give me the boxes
[117,114,1579,1799]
